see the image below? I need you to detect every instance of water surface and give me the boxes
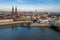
[0,26,60,40]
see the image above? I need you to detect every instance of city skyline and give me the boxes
[0,0,60,12]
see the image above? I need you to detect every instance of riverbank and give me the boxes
[0,21,51,28]
[30,23,51,27]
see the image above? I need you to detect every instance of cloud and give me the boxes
[15,0,54,5]
[0,0,60,12]
[16,0,25,3]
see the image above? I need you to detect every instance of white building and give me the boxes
[0,19,13,23]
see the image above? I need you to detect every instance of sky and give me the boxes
[0,0,60,12]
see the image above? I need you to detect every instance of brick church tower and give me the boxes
[15,6,17,17]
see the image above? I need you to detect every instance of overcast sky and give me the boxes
[0,0,60,12]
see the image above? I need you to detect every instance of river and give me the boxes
[0,25,60,40]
